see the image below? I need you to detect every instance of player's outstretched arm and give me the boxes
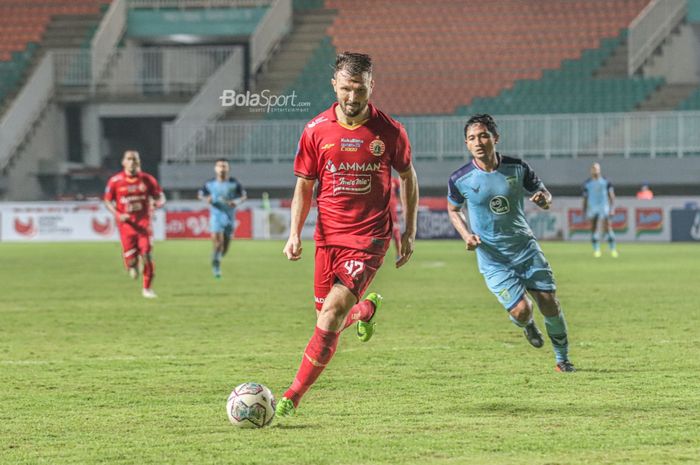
[447,205,481,251]
[530,189,552,210]
[104,199,129,223]
[283,177,315,261]
[396,164,418,268]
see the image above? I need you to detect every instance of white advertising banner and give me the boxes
[0,202,165,242]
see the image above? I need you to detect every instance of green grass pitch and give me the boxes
[1,240,698,464]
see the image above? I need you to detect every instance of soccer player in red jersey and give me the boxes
[276,52,419,417]
[104,150,166,298]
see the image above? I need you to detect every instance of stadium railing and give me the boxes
[127,0,273,8]
[0,54,54,172]
[53,46,240,96]
[628,0,686,75]
[91,0,126,92]
[167,48,245,160]
[161,111,700,164]
[250,0,291,78]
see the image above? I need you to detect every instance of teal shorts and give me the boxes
[481,250,556,310]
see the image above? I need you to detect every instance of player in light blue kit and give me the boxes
[582,162,618,258]
[198,159,247,278]
[447,114,575,372]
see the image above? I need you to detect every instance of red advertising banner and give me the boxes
[635,207,663,237]
[567,207,628,236]
[165,210,252,239]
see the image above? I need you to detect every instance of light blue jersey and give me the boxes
[199,177,245,234]
[582,177,613,219]
[448,154,555,309]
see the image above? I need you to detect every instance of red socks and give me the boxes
[341,299,375,331]
[284,326,339,407]
[143,260,154,289]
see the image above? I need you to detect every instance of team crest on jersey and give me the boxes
[498,288,511,302]
[489,196,510,215]
[369,137,385,157]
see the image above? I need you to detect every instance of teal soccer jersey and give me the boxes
[447,154,545,265]
[447,154,555,309]
[200,177,245,233]
[582,177,613,218]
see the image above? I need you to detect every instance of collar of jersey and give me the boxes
[123,171,140,182]
[329,102,375,130]
[471,152,501,173]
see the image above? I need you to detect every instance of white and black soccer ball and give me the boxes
[226,382,276,428]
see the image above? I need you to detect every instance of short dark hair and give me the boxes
[464,114,498,138]
[334,52,372,76]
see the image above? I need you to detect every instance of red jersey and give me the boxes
[294,103,412,252]
[104,171,162,224]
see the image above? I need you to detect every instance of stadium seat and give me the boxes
[267,0,652,116]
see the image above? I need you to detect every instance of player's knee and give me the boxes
[509,299,532,322]
[538,294,560,316]
[319,304,348,325]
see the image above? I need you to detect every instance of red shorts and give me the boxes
[314,245,385,311]
[118,220,152,261]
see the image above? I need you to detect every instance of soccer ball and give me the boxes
[226,382,276,428]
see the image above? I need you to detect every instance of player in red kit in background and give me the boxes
[104,150,166,298]
[276,52,419,417]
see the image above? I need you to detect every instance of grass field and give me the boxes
[1,240,699,465]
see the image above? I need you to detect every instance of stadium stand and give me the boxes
[330,0,651,116]
[0,0,109,110]
[248,0,652,117]
[677,86,700,110]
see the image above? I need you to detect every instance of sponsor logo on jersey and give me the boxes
[369,137,386,157]
[498,288,511,302]
[635,207,663,237]
[337,161,381,172]
[489,196,510,215]
[321,143,335,150]
[332,173,372,195]
[307,116,328,128]
[341,137,363,152]
[325,160,338,173]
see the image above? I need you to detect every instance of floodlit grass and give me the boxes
[1,240,699,465]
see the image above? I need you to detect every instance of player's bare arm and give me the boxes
[198,190,212,204]
[229,194,248,208]
[104,199,129,223]
[153,192,166,209]
[608,188,615,210]
[530,189,552,210]
[396,164,419,268]
[283,177,315,261]
[447,204,481,251]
